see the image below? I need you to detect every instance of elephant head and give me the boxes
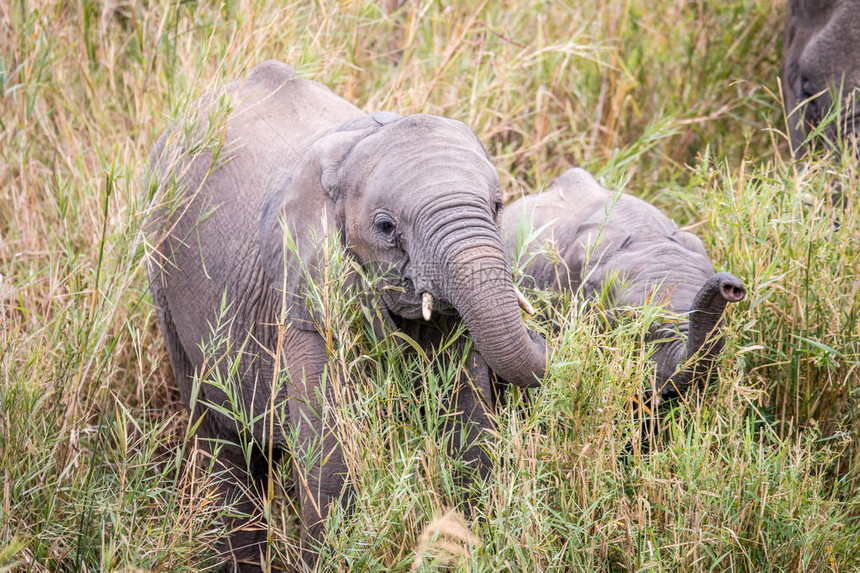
[587,219,747,398]
[501,168,745,399]
[262,111,547,388]
[783,0,860,156]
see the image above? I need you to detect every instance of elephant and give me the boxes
[500,168,745,402]
[145,61,547,571]
[783,0,860,156]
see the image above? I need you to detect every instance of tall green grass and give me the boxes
[1,1,857,571]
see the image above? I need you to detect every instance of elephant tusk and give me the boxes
[422,292,433,321]
[514,285,536,316]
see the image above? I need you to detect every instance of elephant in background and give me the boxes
[146,61,547,571]
[501,168,745,401]
[783,0,860,156]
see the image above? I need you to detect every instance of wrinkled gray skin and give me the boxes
[501,169,745,400]
[147,61,546,571]
[783,0,860,155]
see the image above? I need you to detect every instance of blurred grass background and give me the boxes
[1,0,858,571]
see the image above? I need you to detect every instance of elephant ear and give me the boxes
[259,114,401,331]
[317,111,402,212]
[564,222,630,299]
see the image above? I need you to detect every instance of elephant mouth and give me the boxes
[375,259,536,324]
[377,291,458,322]
[370,260,459,321]
[393,276,458,321]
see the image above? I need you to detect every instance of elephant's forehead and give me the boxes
[362,158,499,212]
[386,113,478,139]
[607,246,714,312]
[611,239,714,277]
[365,115,488,159]
[358,125,497,189]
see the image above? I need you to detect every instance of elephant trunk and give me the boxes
[685,272,746,362]
[420,204,547,388]
[654,272,746,398]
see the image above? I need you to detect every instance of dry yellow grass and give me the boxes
[0,1,857,571]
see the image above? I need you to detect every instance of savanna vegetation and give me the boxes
[1,1,858,571]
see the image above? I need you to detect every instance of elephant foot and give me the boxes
[217,525,271,573]
[297,486,355,570]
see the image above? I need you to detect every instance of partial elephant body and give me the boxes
[147,61,546,571]
[149,63,363,443]
[783,0,860,155]
[501,168,745,398]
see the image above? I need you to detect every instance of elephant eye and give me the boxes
[373,215,396,238]
[493,199,503,219]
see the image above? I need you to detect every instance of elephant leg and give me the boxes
[282,328,351,568]
[194,411,274,573]
[151,278,272,570]
[443,351,495,488]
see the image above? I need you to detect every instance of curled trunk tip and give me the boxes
[716,273,746,303]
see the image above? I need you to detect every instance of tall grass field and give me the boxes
[1,1,858,571]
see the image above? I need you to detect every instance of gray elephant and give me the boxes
[501,168,745,401]
[783,0,860,155]
[146,61,547,571]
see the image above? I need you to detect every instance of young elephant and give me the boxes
[501,168,745,400]
[146,61,547,570]
[783,0,860,155]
